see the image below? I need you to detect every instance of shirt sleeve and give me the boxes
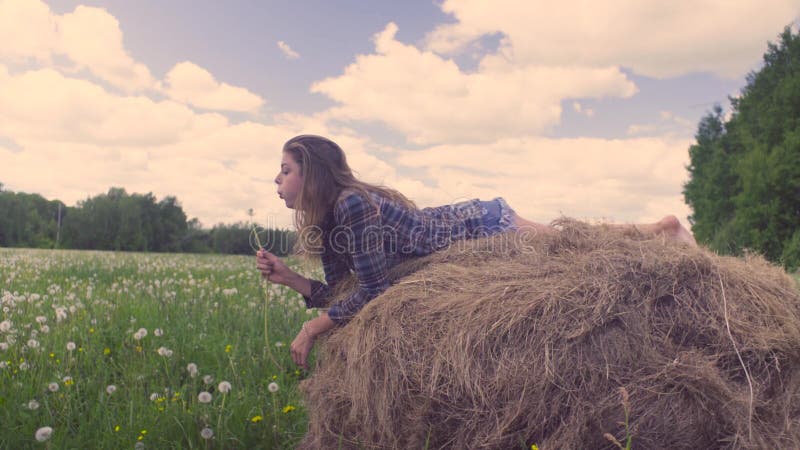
[326,192,390,325]
[302,245,349,309]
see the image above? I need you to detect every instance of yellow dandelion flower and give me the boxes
[114,425,120,432]
[531,445,539,450]
[141,430,147,435]
[135,346,142,353]
[49,353,55,358]
[103,348,111,355]
[271,375,277,380]
[250,415,263,423]
[282,405,295,414]
[89,327,95,334]
[225,344,232,353]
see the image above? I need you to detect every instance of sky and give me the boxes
[1,0,799,230]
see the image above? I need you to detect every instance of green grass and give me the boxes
[0,248,317,449]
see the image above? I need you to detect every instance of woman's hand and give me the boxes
[290,314,336,369]
[256,250,294,285]
[290,322,315,370]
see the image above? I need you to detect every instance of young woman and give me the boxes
[256,135,695,369]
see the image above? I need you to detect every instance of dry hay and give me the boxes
[299,219,800,449]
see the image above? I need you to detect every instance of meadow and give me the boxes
[0,247,318,449]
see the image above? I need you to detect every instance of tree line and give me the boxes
[684,26,800,270]
[0,184,296,256]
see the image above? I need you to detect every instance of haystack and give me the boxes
[299,220,800,449]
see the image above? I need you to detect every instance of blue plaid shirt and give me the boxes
[303,190,503,325]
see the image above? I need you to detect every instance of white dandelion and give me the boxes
[268,382,279,393]
[106,385,117,395]
[27,399,40,410]
[48,382,59,392]
[149,393,161,402]
[156,346,172,357]
[133,328,147,340]
[0,320,9,332]
[35,426,53,442]
[35,316,47,324]
[200,427,214,439]
[26,339,40,349]
[40,325,50,334]
[19,362,29,370]
[0,343,8,351]
[202,375,214,385]
[153,328,163,337]
[197,391,212,403]
[66,341,76,351]
[218,381,231,394]
[186,363,198,377]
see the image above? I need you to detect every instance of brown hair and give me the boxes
[283,135,416,253]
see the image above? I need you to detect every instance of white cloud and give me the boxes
[277,41,300,60]
[572,101,595,117]
[426,0,800,79]
[163,61,264,113]
[627,110,694,137]
[389,136,694,225]
[58,5,155,92]
[312,23,637,145]
[0,0,155,92]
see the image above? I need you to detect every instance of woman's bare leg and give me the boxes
[511,212,696,246]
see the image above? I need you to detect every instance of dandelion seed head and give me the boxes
[35,316,47,324]
[149,393,160,401]
[27,399,40,410]
[35,426,53,442]
[186,363,198,377]
[268,382,279,393]
[0,320,10,332]
[197,391,212,403]
[66,342,76,351]
[106,384,117,395]
[218,381,231,393]
[0,343,8,351]
[26,339,39,349]
[19,361,29,370]
[39,325,49,334]
[48,382,59,392]
[133,328,147,340]
[202,375,214,385]
[200,427,214,439]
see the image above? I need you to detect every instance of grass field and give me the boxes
[0,248,317,449]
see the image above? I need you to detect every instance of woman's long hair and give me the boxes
[283,135,416,254]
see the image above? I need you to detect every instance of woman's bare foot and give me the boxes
[651,215,697,246]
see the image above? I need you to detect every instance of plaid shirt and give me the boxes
[303,190,500,325]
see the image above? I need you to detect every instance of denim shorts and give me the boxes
[477,197,518,235]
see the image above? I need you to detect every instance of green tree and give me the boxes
[684,26,800,269]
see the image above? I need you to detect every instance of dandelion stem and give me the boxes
[250,225,281,371]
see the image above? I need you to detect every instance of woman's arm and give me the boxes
[290,312,336,369]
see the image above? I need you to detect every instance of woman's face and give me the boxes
[275,151,304,209]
